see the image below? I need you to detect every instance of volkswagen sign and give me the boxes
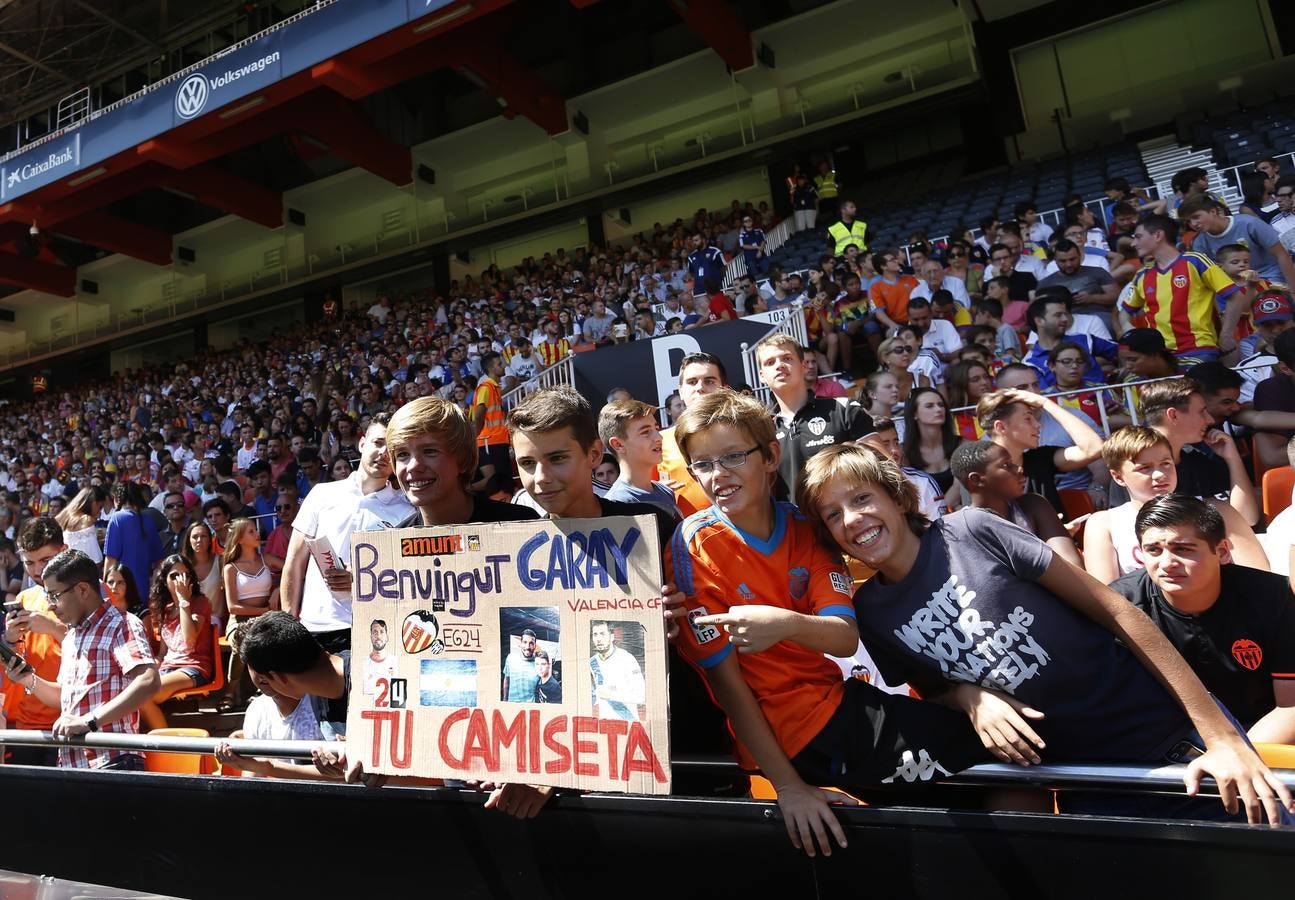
[175,73,210,119]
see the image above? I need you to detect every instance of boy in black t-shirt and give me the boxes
[1111,494,1295,744]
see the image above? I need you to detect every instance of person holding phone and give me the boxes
[0,517,68,766]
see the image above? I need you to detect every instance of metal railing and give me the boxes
[740,305,809,395]
[2,730,1291,798]
[500,354,576,409]
[721,216,796,291]
[950,360,1275,439]
[1216,151,1295,204]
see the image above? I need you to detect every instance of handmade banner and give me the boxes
[346,515,670,794]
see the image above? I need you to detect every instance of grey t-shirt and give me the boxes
[853,508,1189,761]
[583,312,618,343]
[602,479,680,519]
[1038,265,1116,317]
[1192,215,1284,281]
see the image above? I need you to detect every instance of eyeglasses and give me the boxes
[1278,192,1295,199]
[45,583,84,605]
[687,447,760,475]
[1054,357,1085,367]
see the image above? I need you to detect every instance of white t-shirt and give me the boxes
[908,276,971,307]
[590,646,645,721]
[828,639,911,696]
[1027,313,1113,344]
[920,319,963,357]
[989,256,1046,280]
[294,473,413,633]
[506,354,540,380]
[361,652,398,696]
[242,694,324,742]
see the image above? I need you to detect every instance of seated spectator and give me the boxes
[213,674,327,780]
[977,388,1102,514]
[1046,341,1131,430]
[1182,194,1295,286]
[910,259,971,309]
[234,610,348,741]
[55,486,104,564]
[1253,330,1295,471]
[1110,495,1295,743]
[139,554,215,731]
[1117,328,1179,380]
[860,418,947,521]
[876,335,929,404]
[597,399,679,518]
[1023,290,1118,388]
[3,549,158,770]
[859,370,903,421]
[180,522,225,622]
[930,289,971,330]
[1133,379,1259,524]
[900,387,960,500]
[867,249,917,332]
[907,297,962,365]
[668,392,989,857]
[944,360,994,440]
[798,443,1292,825]
[1083,427,1267,584]
[970,298,1020,362]
[1037,239,1118,331]
[805,353,847,398]
[950,440,1080,565]
[104,562,146,619]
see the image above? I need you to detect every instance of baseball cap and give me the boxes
[1253,290,1294,324]
[1117,328,1167,355]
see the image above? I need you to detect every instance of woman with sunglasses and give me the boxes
[876,335,930,410]
[139,554,215,730]
[944,238,984,299]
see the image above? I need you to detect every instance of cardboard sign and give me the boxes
[346,515,671,794]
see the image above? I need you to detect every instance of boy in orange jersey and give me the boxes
[667,390,988,858]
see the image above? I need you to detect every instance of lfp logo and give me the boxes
[175,73,210,119]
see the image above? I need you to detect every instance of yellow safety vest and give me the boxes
[828,219,868,255]
[474,377,508,448]
[814,171,838,199]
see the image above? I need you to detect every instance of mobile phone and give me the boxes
[0,642,23,667]
[3,600,20,614]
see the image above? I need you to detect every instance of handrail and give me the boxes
[1,730,1291,796]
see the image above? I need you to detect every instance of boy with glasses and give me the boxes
[668,391,990,857]
[1269,175,1295,250]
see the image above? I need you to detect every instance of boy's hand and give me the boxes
[1204,429,1239,461]
[660,581,686,641]
[693,606,793,653]
[483,783,554,819]
[774,779,856,857]
[1186,738,1294,825]
[950,684,1046,766]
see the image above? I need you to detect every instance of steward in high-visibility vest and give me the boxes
[828,200,868,256]
[814,163,838,200]
[474,374,508,449]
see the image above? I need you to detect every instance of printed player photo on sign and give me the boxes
[347,515,672,794]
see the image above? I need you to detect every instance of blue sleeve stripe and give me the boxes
[670,526,694,596]
[696,642,733,668]
[818,604,856,619]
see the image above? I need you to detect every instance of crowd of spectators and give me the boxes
[0,148,1294,842]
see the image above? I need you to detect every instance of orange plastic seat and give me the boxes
[1262,466,1294,520]
[170,628,226,702]
[1255,743,1295,770]
[145,727,210,774]
[1058,489,1096,522]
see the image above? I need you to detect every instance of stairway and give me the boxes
[1137,135,1242,208]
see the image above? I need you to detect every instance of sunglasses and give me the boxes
[889,345,915,354]
[274,504,294,512]
[164,502,184,510]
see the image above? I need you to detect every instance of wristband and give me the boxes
[178,599,191,610]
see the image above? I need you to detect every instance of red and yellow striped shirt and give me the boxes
[1121,252,1238,354]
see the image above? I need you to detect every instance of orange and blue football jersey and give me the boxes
[1120,252,1238,355]
[667,501,856,768]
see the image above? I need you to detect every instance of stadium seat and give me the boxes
[145,727,212,775]
[1261,466,1294,520]
[1255,744,1295,770]
[1058,489,1096,522]
[169,628,226,702]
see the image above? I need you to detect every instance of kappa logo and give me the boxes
[881,749,952,784]
[1172,274,1188,289]
[1232,638,1263,671]
[806,416,828,436]
[829,571,852,595]
[175,73,210,119]
[687,607,721,644]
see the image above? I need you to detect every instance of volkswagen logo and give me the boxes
[175,73,210,119]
